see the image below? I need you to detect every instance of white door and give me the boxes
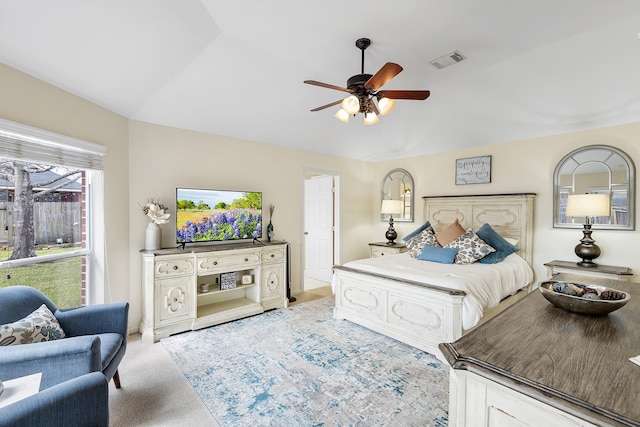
[304,175,334,288]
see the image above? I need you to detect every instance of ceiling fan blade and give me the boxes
[364,62,403,91]
[304,80,351,93]
[380,90,431,100]
[310,99,343,112]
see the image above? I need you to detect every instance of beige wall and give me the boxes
[374,123,640,282]
[0,63,131,305]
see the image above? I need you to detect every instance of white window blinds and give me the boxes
[0,118,106,170]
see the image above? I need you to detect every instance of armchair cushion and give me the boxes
[0,304,66,346]
[0,372,109,427]
[97,333,123,370]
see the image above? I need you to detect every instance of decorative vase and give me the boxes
[267,221,274,242]
[145,223,162,250]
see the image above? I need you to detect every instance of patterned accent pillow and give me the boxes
[445,230,496,265]
[0,304,66,346]
[407,226,440,258]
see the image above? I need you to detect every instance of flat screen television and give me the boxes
[176,188,262,244]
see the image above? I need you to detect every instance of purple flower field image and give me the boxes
[176,189,262,242]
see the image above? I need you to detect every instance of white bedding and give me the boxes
[332,253,533,330]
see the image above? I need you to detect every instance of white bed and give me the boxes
[332,193,536,362]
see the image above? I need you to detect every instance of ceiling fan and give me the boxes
[304,37,430,124]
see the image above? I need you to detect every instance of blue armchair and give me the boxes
[0,285,129,390]
[0,372,109,427]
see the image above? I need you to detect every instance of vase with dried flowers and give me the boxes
[267,204,275,242]
[141,199,170,250]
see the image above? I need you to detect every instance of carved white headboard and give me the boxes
[423,194,535,266]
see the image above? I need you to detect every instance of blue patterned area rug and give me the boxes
[161,296,449,426]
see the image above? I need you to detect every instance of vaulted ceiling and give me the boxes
[1,1,639,161]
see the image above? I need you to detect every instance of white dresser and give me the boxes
[140,241,288,343]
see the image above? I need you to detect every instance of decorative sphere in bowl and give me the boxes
[539,280,630,316]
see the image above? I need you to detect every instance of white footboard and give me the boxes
[332,267,465,362]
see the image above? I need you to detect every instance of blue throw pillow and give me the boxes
[417,244,458,264]
[476,223,519,264]
[403,221,431,243]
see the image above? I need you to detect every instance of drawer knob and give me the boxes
[270,254,275,258]
[173,265,179,270]
[244,258,249,262]
[213,261,218,266]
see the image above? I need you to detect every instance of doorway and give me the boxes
[303,170,340,291]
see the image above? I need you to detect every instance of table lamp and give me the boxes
[381,200,403,244]
[565,194,610,267]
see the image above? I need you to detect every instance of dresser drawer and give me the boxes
[370,246,407,258]
[154,255,195,278]
[197,249,261,273]
[262,246,285,264]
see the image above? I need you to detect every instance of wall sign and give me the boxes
[455,155,492,185]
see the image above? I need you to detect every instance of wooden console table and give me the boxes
[440,274,640,426]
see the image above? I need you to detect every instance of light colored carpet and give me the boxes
[161,296,449,426]
[108,333,216,426]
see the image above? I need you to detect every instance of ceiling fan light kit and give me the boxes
[334,108,350,123]
[363,112,379,125]
[341,95,360,114]
[304,37,430,125]
[377,95,395,116]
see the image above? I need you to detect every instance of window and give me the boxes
[0,119,106,307]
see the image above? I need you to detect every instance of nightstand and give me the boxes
[544,259,633,282]
[369,242,407,258]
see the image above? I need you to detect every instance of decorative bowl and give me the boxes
[539,280,630,316]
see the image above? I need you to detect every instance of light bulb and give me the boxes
[341,95,360,114]
[363,112,379,125]
[378,96,396,116]
[334,108,349,123]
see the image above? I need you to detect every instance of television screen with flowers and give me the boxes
[176,188,262,244]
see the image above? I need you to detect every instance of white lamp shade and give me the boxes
[363,112,379,125]
[378,97,396,116]
[566,194,611,217]
[334,108,349,123]
[381,199,403,215]
[341,95,360,114]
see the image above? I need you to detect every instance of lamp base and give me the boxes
[574,224,601,267]
[385,218,397,245]
[576,259,599,268]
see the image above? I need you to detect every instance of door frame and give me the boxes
[301,168,341,293]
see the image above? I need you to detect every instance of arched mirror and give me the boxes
[553,145,635,230]
[381,168,414,222]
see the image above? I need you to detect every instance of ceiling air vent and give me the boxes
[430,50,466,69]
